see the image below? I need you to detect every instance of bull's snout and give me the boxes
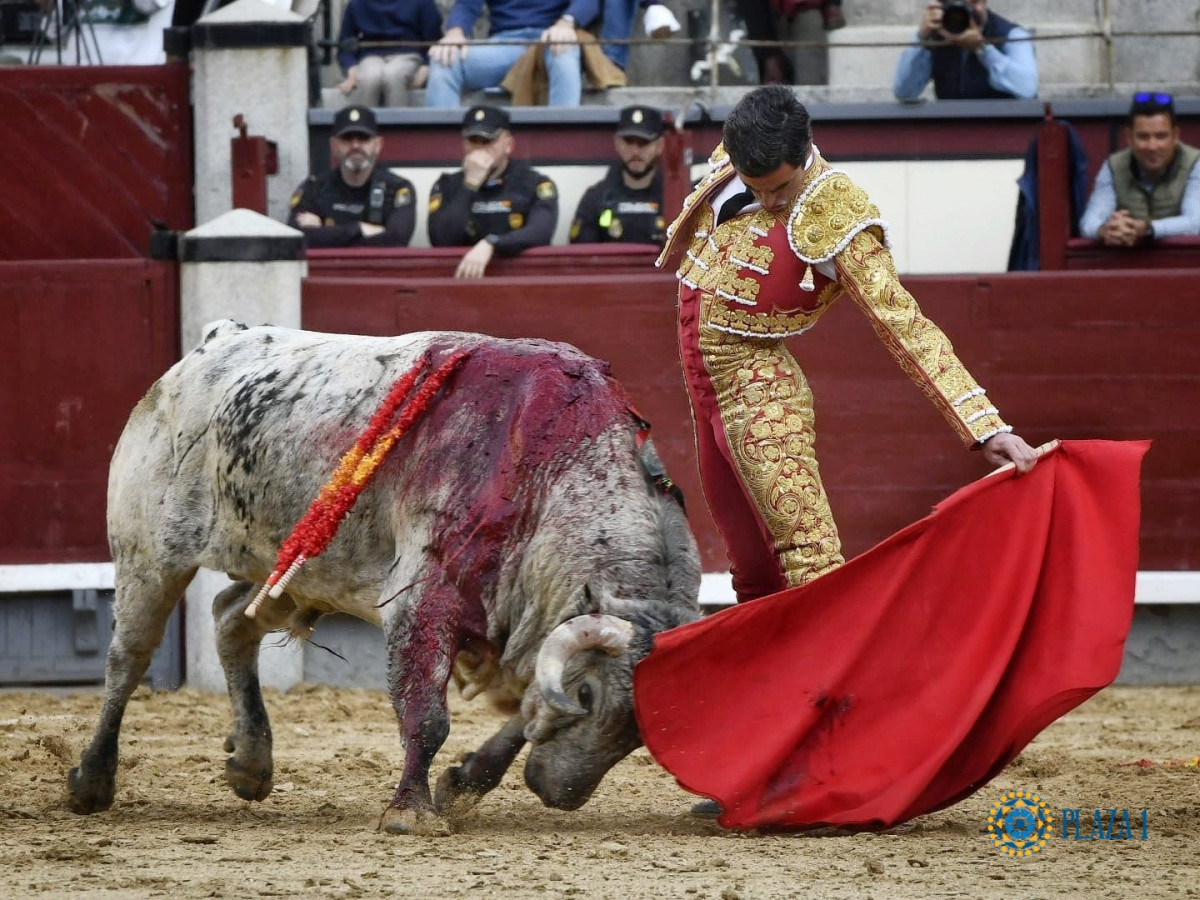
[523,754,596,811]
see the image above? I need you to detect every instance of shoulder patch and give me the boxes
[429,193,442,213]
[536,180,557,200]
[394,186,412,207]
[288,189,302,208]
[788,170,887,262]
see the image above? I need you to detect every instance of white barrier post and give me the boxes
[178,208,306,692]
[192,0,310,225]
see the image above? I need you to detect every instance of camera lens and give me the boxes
[941,0,971,35]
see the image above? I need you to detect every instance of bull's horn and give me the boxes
[535,614,635,716]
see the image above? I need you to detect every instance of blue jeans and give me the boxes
[424,27,583,107]
[600,0,639,70]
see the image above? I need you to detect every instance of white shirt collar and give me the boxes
[711,145,818,216]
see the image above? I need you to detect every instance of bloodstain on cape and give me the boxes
[633,440,1148,831]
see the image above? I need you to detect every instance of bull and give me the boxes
[67,322,701,834]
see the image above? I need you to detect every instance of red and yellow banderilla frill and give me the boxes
[245,350,470,619]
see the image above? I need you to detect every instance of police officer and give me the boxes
[287,105,416,248]
[570,105,666,247]
[428,105,558,278]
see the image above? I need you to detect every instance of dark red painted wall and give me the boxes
[0,261,179,563]
[6,254,1193,570]
[304,256,1199,574]
[0,65,193,259]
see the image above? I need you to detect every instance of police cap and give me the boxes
[616,105,664,140]
[332,105,378,138]
[462,105,512,139]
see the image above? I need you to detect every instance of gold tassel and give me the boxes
[799,264,815,292]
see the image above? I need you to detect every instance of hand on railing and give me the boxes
[430,27,469,66]
[540,17,578,56]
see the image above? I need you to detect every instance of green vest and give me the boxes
[1108,142,1200,221]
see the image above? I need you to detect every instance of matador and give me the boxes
[658,87,1039,605]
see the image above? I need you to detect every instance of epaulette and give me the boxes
[787,169,889,264]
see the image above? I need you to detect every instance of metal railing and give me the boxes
[301,0,1200,103]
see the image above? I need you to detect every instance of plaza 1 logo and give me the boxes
[986,791,1054,857]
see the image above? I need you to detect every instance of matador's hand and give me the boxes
[982,432,1041,474]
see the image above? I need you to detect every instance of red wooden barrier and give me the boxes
[304,254,1200,574]
[0,65,193,260]
[1065,236,1200,269]
[0,260,179,563]
[1036,108,1070,271]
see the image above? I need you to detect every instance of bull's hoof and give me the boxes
[434,765,486,818]
[224,756,273,802]
[66,765,115,815]
[379,804,451,836]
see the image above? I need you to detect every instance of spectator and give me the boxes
[736,0,845,86]
[335,0,443,108]
[1080,92,1200,246]
[424,0,599,107]
[287,106,417,248]
[599,1,681,73]
[428,105,558,277]
[570,105,667,246]
[893,0,1037,101]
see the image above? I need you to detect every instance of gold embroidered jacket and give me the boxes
[658,143,1011,448]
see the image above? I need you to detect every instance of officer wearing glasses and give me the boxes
[1080,92,1200,246]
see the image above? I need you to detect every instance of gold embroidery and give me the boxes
[658,148,740,268]
[790,171,886,262]
[705,303,819,337]
[835,230,1009,445]
[697,310,844,586]
[681,210,778,306]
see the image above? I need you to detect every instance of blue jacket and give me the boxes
[446,0,599,37]
[1007,120,1089,271]
[338,0,443,70]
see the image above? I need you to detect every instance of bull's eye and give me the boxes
[577,682,594,712]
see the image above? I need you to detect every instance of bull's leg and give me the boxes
[379,579,462,836]
[68,566,196,814]
[434,714,526,816]
[213,581,288,802]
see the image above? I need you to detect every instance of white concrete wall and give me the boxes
[192,0,310,225]
[391,157,1023,274]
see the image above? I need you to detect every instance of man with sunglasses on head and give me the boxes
[428,105,559,278]
[893,0,1037,101]
[1080,92,1200,247]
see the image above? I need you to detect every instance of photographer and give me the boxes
[893,0,1037,101]
[1080,93,1200,246]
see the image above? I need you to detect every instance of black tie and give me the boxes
[716,188,755,226]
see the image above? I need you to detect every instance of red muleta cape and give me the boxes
[633,439,1148,830]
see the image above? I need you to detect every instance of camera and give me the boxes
[940,0,974,35]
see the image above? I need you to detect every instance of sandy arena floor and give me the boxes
[2,683,1198,899]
